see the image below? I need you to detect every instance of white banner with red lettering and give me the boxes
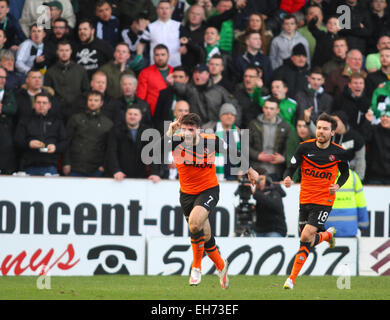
[0,235,145,276]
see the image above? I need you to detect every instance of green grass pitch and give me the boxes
[0,275,389,300]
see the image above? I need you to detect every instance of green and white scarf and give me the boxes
[214,121,240,181]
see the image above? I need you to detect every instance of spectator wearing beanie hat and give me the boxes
[272,43,310,98]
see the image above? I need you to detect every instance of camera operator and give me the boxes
[252,168,287,237]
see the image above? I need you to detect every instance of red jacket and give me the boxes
[280,0,307,14]
[136,64,173,116]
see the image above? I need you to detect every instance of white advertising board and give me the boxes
[359,238,390,276]
[0,235,145,276]
[147,237,358,276]
[0,177,388,238]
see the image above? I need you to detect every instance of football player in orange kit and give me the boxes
[282,112,349,289]
[165,113,259,289]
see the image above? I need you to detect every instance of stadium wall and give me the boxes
[0,177,388,276]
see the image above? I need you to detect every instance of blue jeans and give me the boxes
[69,170,104,178]
[255,232,284,237]
[25,166,58,176]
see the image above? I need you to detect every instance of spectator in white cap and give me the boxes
[19,0,76,37]
[203,103,240,181]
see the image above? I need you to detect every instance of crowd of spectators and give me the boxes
[0,0,389,185]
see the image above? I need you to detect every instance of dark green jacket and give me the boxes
[99,61,135,99]
[44,61,90,118]
[1,88,18,127]
[64,110,113,174]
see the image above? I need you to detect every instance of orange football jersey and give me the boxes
[172,133,221,195]
[286,139,349,206]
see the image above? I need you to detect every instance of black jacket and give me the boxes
[73,38,114,79]
[364,123,390,181]
[15,87,62,123]
[179,23,207,71]
[253,183,287,236]
[64,110,113,174]
[153,87,180,134]
[117,95,153,128]
[0,14,26,48]
[365,69,389,99]
[72,92,122,126]
[367,10,390,54]
[14,111,67,169]
[308,18,338,67]
[106,122,159,178]
[235,51,273,86]
[295,86,333,123]
[337,3,373,54]
[0,89,18,173]
[331,87,371,136]
[233,85,262,129]
[273,58,309,98]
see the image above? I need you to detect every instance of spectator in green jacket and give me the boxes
[99,42,135,99]
[44,40,90,123]
[371,80,390,121]
[63,90,113,177]
[253,78,297,131]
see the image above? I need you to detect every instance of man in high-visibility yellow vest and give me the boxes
[325,169,369,236]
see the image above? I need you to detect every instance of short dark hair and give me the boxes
[309,66,324,77]
[173,65,190,77]
[283,14,297,24]
[272,77,288,88]
[116,42,130,52]
[27,68,42,77]
[78,18,95,29]
[244,30,261,41]
[209,53,224,64]
[57,39,72,49]
[0,0,9,7]
[316,112,337,131]
[348,72,365,83]
[378,32,390,42]
[96,0,111,8]
[333,36,348,46]
[264,97,280,108]
[34,92,51,102]
[244,65,260,76]
[305,4,322,14]
[325,15,339,24]
[87,90,104,100]
[181,113,201,128]
[153,43,169,54]
[29,23,44,32]
[53,17,69,26]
